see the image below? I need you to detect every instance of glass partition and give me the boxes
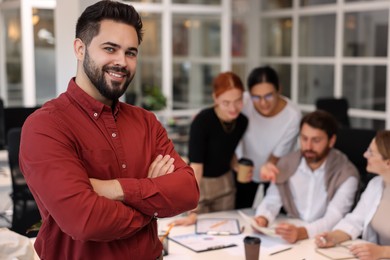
[343,65,386,111]
[261,17,292,57]
[172,14,221,110]
[344,10,388,57]
[173,63,220,109]
[300,0,336,6]
[4,9,22,106]
[33,8,56,105]
[299,14,336,57]
[298,64,334,104]
[172,0,220,4]
[128,13,162,108]
[261,0,292,10]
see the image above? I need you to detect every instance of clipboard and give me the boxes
[195,218,241,235]
[170,233,237,253]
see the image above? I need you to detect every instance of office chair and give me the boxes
[7,127,41,237]
[0,99,5,149]
[316,97,350,128]
[334,127,376,207]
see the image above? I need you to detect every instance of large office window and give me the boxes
[2,0,390,129]
[234,0,390,129]
[4,9,22,105]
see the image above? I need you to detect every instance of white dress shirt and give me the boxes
[256,157,358,238]
[333,176,382,243]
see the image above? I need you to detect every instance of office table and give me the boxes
[157,209,360,260]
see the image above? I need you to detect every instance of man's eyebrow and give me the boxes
[102,42,138,52]
[102,41,120,48]
[127,47,138,53]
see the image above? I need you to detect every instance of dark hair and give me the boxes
[300,110,339,139]
[76,0,143,46]
[375,130,390,160]
[213,72,244,97]
[247,66,280,91]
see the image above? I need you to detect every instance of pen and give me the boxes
[209,219,228,229]
[206,244,236,251]
[207,231,231,235]
[159,223,174,243]
[269,247,292,256]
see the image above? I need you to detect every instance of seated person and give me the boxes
[315,130,390,260]
[255,110,359,243]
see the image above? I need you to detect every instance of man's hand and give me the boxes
[148,154,175,178]
[275,223,307,243]
[254,216,268,227]
[260,162,279,183]
[89,178,124,201]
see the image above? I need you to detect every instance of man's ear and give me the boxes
[74,38,85,60]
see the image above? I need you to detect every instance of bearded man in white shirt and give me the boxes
[255,110,359,243]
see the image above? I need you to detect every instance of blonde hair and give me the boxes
[375,130,390,160]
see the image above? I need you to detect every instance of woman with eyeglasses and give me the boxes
[171,72,248,226]
[315,130,390,260]
[235,66,302,209]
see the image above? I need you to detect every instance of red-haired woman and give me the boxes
[172,71,248,226]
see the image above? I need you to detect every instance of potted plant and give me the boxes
[141,85,167,111]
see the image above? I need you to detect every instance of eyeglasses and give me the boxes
[250,92,275,102]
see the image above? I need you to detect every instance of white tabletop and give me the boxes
[157,209,360,260]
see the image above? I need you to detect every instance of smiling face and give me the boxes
[364,138,389,175]
[213,88,243,122]
[249,82,279,117]
[74,19,139,105]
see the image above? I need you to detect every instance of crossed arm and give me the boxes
[90,154,175,200]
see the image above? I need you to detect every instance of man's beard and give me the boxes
[302,147,331,164]
[83,49,134,100]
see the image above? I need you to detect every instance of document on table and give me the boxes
[170,233,237,253]
[315,244,357,260]
[238,210,277,237]
[196,218,241,235]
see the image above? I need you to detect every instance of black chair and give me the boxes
[7,127,40,237]
[0,99,5,149]
[316,97,350,128]
[334,127,377,206]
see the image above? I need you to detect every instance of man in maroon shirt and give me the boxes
[19,1,199,259]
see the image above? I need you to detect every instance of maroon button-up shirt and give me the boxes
[19,79,199,259]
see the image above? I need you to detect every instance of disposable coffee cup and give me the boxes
[244,236,261,260]
[237,158,254,183]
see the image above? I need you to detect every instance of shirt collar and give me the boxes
[66,78,120,120]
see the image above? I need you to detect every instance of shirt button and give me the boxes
[112,133,117,138]
[122,164,126,169]
[154,212,158,217]
[93,112,98,117]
